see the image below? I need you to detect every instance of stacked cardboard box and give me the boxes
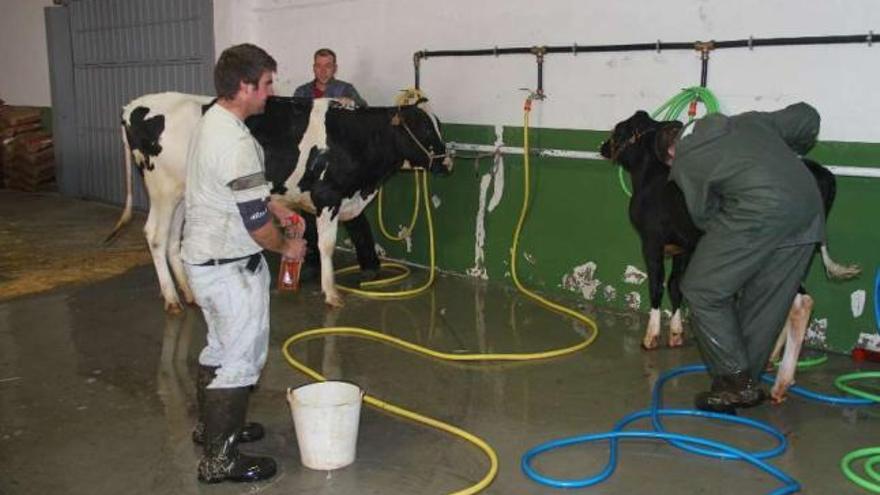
[0,104,55,192]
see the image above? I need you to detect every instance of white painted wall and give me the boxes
[217,0,878,142]
[0,0,55,106]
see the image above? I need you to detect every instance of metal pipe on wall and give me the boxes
[412,31,876,94]
[413,31,879,177]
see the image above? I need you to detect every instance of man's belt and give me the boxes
[196,252,262,271]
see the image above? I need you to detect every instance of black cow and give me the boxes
[600,110,859,400]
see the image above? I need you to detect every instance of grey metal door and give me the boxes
[45,0,214,207]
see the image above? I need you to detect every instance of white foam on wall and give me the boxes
[467,172,492,280]
[467,125,505,280]
[562,261,601,301]
[623,265,647,285]
[624,291,641,310]
[851,290,866,318]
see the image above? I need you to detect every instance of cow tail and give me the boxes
[819,243,861,280]
[104,124,134,244]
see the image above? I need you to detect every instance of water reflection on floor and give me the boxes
[1,261,877,494]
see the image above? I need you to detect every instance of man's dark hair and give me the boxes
[214,43,277,99]
[313,48,337,64]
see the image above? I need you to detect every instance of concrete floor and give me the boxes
[1,192,878,494]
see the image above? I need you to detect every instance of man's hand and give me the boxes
[268,198,296,222]
[331,97,357,109]
[283,237,307,261]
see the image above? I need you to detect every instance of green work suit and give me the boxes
[670,102,825,381]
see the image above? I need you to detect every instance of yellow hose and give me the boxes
[377,171,420,242]
[282,94,600,494]
[333,163,420,290]
[509,97,597,329]
[335,169,435,298]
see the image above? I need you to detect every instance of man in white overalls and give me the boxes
[182,43,306,484]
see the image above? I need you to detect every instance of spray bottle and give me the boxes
[277,214,304,292]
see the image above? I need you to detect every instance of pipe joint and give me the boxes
[531,45,547,60]
[694,41,715,59]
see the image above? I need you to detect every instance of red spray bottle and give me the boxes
[277,214,304,292]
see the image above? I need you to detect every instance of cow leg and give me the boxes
[144,195,183,314]
[642,243,665,350]
[316,209,343,308]
[771,293,813,403]
[666,252,690,348]
[768,319,789,368]
[167,198,194,306]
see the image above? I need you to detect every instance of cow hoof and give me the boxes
[668,332,684,348]
[325,294,344,308]
[771,382,793,404]
[165,302,184,315]
[641,335,660,350]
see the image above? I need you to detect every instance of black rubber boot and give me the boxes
[694,372,767,413]
[192,365,264,445]
[730,372,768,409]
[197,387,277,483]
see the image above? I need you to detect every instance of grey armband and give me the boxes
[227,172,266,191]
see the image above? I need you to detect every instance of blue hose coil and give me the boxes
[521,363,875,493]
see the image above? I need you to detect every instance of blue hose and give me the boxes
[521,363,875,492]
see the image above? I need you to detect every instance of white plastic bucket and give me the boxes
[287,381,363,470]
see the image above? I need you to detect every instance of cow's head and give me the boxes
[393,98,453,175]
[123,106,165,171]
[600,110,681,171]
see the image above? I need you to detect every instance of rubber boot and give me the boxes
[694,372,767,413]
[192,365,264,445]
[197,387,277,483]
[729,372,768,409]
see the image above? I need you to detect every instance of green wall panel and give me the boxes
[360,124,879,354]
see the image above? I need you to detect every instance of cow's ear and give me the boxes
[390,114,402,126]
[654,121,682,164]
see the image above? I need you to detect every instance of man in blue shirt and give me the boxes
[294,48,379,281]
[293,47,367,107]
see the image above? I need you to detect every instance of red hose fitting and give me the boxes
[688,99,698,118]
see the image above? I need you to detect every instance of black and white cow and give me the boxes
[600,110,860,401]
[246,96,452,306]
[106,92,451,312]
